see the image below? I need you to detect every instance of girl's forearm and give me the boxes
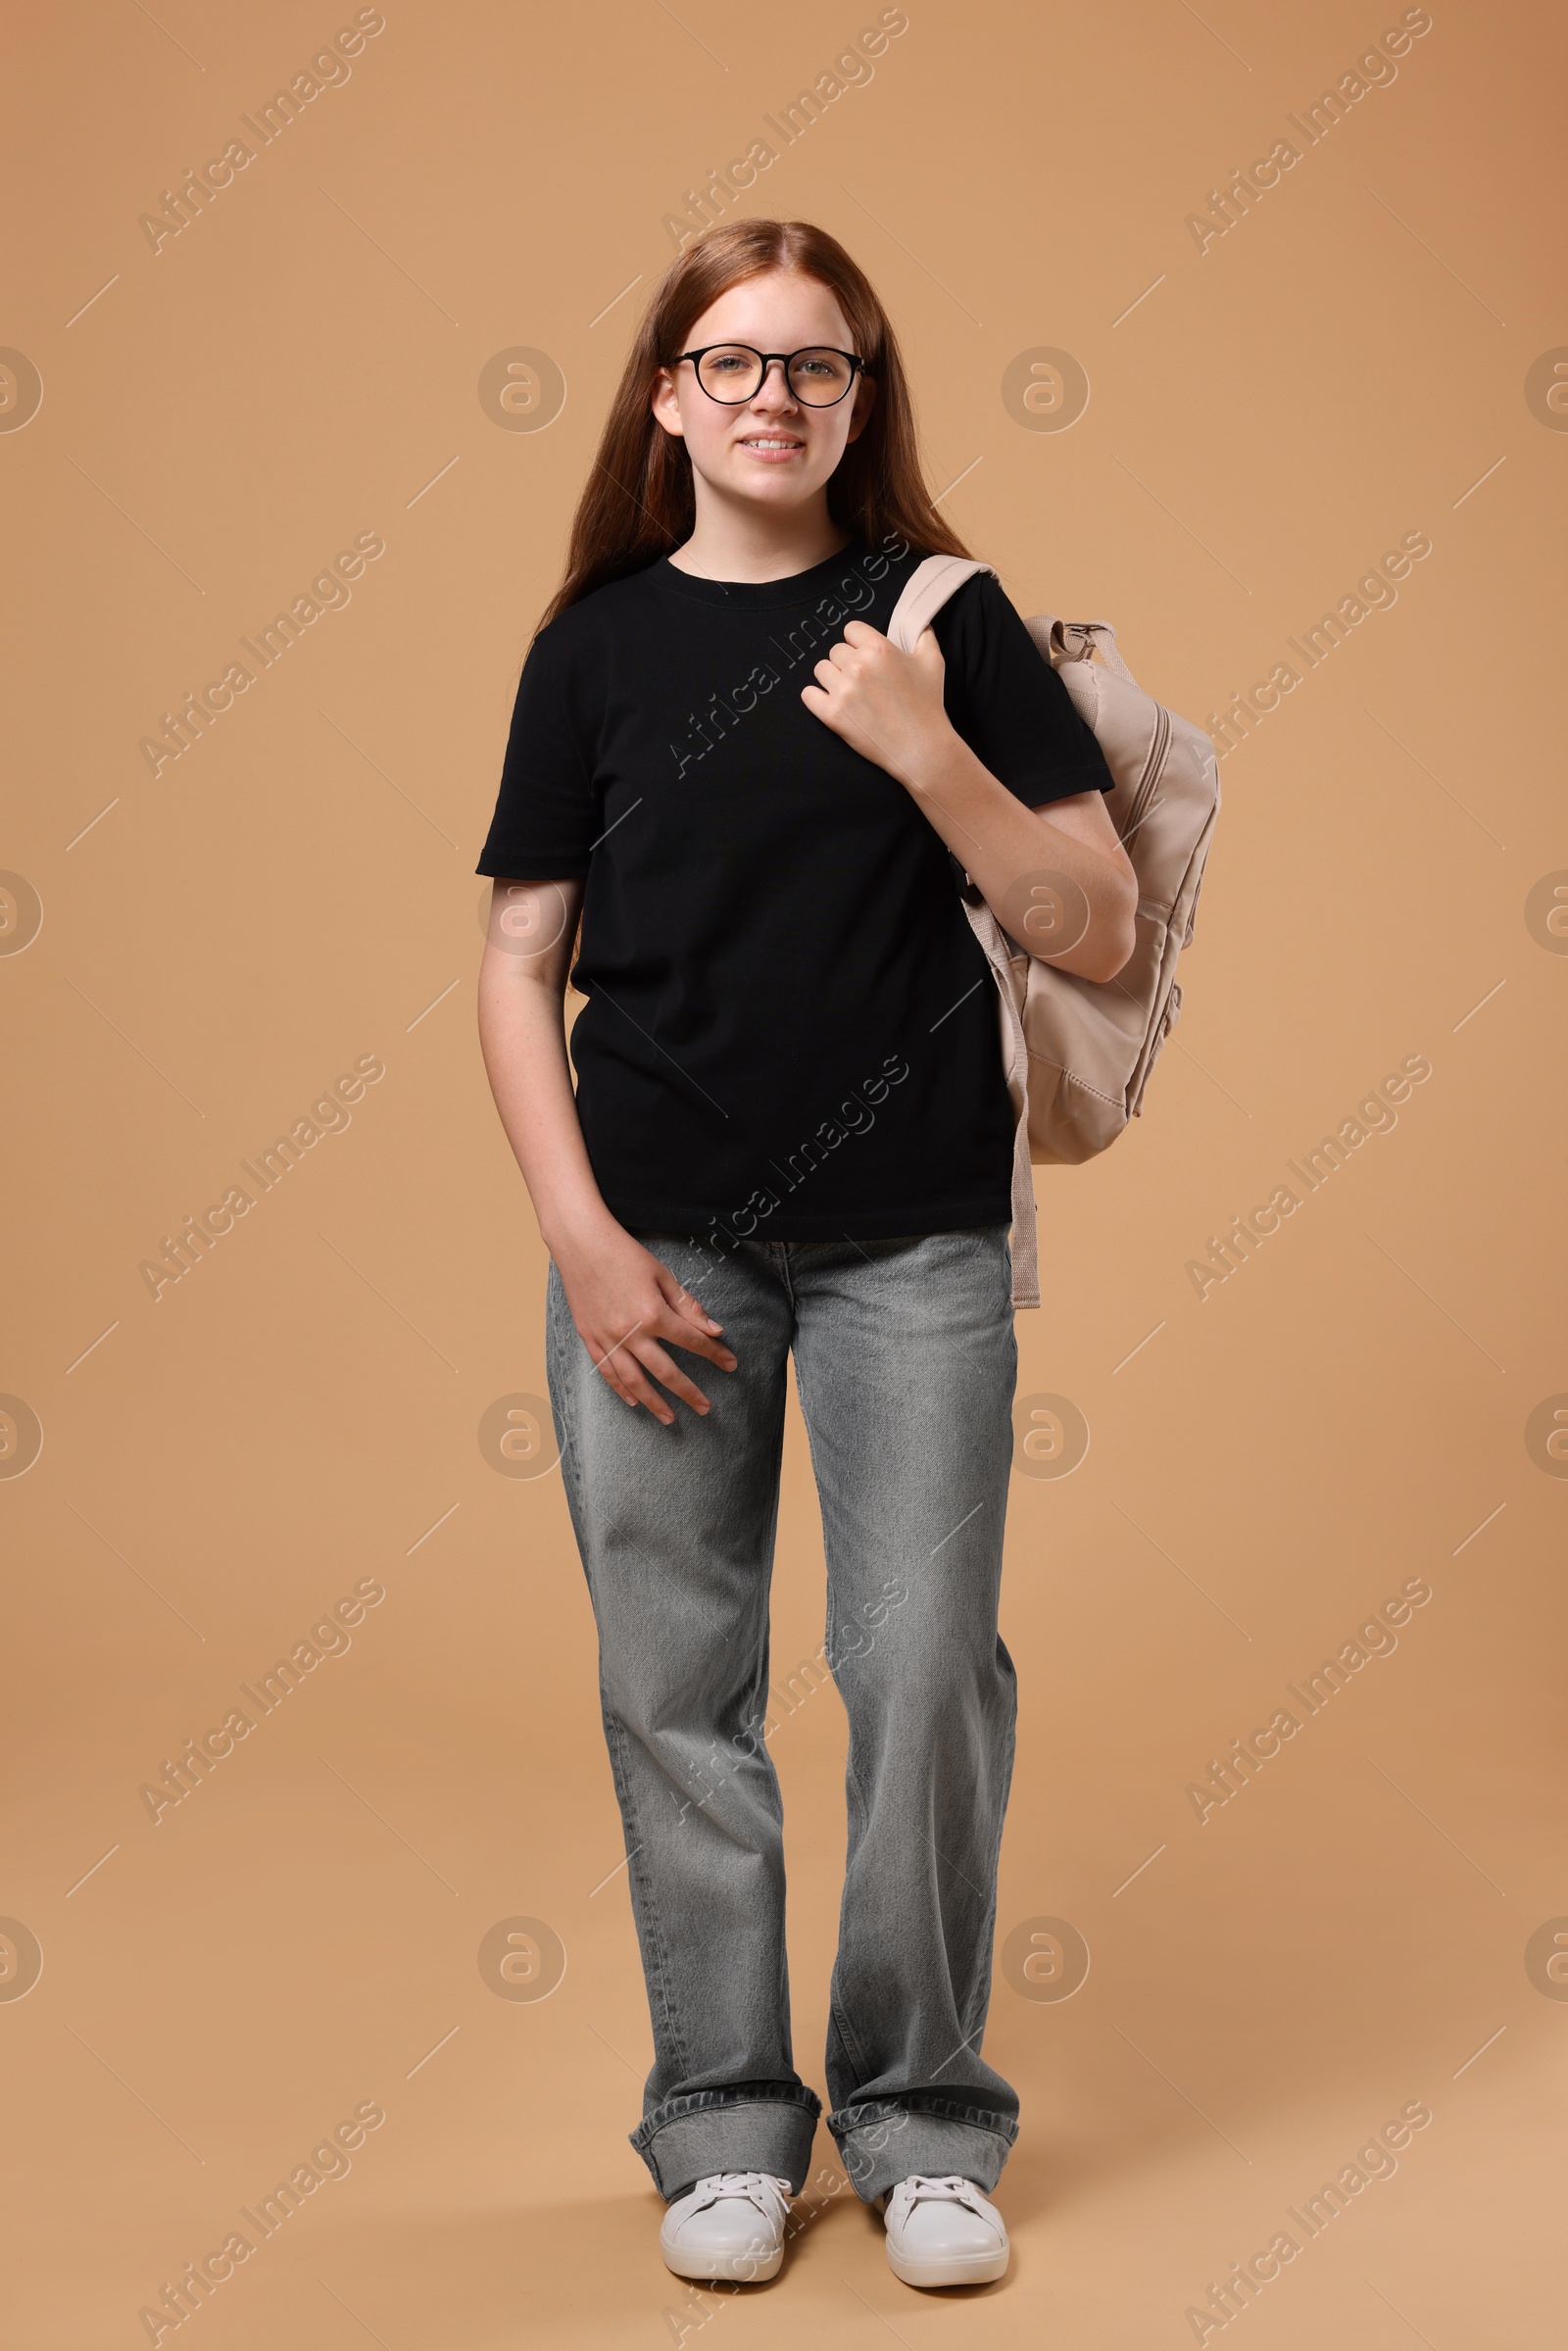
[904,732,1138,981]
[476,956,619,1256]
[801,622,1137,982]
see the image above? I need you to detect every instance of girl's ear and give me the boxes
[844,371,878,445]
[651,367,685,441]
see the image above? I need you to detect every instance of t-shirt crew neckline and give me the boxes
[653,538,870,610]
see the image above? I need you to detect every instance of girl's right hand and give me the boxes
[554,1224,737,1425]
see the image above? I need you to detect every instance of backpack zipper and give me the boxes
[1118,702,1169,849]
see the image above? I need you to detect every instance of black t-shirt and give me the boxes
[476,532,1113,1247]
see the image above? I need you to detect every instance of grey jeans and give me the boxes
[544,1225,1020,2205]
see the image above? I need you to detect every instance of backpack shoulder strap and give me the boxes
[885,555,997,653]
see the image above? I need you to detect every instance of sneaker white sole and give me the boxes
[661,2239,784,2283]
[886,2238,1008,2288]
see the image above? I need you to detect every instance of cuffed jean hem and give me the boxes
[630,2083,824,2201]
[827,2098,1020,2205]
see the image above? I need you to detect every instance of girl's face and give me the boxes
[651,268,876,517]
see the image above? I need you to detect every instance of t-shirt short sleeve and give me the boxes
[476,621,599,878]
[931,569,1115,809]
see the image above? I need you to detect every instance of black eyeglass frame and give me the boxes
[666,344,872,408]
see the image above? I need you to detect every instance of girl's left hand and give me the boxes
[800,619,954,789]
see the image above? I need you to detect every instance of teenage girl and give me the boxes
[476,218,1136,2290]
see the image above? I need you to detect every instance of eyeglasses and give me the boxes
[668,344,869,408]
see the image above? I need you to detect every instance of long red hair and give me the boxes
[537,218,972,633]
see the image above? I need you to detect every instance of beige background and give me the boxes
[4,0,1565,2342]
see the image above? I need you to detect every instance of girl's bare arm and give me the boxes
[802,621,1139,982]
[476,880,735,1423]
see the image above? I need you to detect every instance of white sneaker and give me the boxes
[882,2174,1009,2287]
[659,2171,794,2281]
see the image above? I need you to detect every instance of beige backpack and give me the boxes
[887,556,1220,1309]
